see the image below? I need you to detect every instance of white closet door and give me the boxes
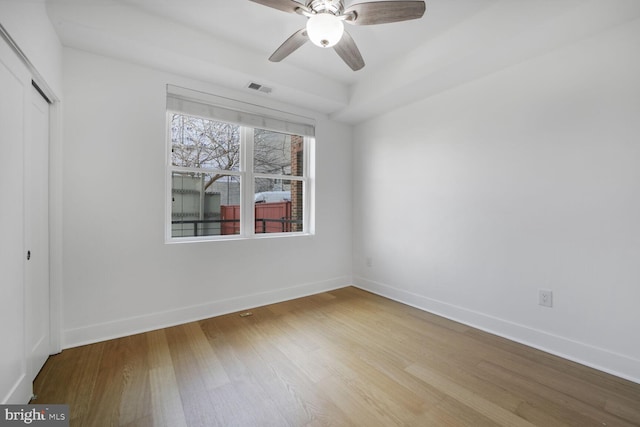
[25,85,51,383]
[0,36,30,404]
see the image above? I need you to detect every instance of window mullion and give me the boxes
[241,126,255,237]
[304,136,313,235]
[166,113,173,241]
[253,173,304,181]
[170,165,242,176]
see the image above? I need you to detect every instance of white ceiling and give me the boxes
[45,0,640,123]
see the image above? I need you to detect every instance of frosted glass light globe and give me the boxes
[306,13,344,48]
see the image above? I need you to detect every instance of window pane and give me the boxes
[171,172,240,237]
[254,129,303,176]
[254,178,303,233]
[171,113,240,171]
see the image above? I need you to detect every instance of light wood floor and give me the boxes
[33,287,640,426]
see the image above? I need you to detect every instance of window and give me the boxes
[166,85,314,241]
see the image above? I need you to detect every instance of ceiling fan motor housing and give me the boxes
[306,0,345,15]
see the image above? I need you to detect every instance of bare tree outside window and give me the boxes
[254,130,292,175]
[171,115,295,191]
[171,114,240,190]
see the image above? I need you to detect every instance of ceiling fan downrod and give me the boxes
[306,0,345,15]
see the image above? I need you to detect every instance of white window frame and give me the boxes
[165,85,315,243]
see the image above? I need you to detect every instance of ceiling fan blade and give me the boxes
[344,1,426,25]
[249,0,305,14]
[269,29,308,62]
[333,30,365,71]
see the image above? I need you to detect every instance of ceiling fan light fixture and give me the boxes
[306,13,344,48]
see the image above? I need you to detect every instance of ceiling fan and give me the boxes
[249,0,426,71]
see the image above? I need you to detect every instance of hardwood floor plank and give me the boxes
[465,327,640,398]
[476,360,638,427]
[181,322,230,390]
[118,334,152,426]
[316,375,401,426]
[164,325,221,427]
[265,323,332,384]
[605,397,640,426]
[81,338,129,426]
[210,315,297,422]
[146,330,188,427]
[315,347,425,424]
[406,363,536,426]
[148,366,188,427]
[514,401,587,427]
[431,395,505,426]
[33,342,105,426]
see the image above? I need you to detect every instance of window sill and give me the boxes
[165,231,314,244]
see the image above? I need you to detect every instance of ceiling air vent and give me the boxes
[247,82,272,94]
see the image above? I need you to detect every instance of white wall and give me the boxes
[62,48,353,347]
[0,0,63,97]
[353,18,640,382]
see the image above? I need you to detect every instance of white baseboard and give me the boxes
[354,276,640,385]
[63,276,352,349]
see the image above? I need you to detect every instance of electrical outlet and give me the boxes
[539,290,553,308]
[365,257,372,267]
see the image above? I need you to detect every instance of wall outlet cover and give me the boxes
[539,289,553,308]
